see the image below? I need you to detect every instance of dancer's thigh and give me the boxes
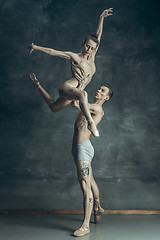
[59,83,84,101]
[53,96,71,111]
[75,161,92,189]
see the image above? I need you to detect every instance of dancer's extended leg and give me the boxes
[30,73,99,137]
[73,161,93,237]
[30,73,71,112]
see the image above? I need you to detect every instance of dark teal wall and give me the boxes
[0,0,160,209]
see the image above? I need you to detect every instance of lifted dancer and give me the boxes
[28,8,113,137]
[71,84,113,237]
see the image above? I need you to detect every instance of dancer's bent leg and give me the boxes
[30,73,71,112]
[60,83,99,137]
[30,73,99,136]
[90,170,104,223]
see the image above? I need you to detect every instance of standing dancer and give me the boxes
[71,84,113,236]
[29,76,113,236]
[28,8,113,137]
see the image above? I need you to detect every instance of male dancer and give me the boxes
[29,73,113,237]
[71,83,113,237]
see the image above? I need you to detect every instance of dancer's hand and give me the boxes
[77,80,84,90]
[71,100,80,110]
[28,43,35,54]
[100,8,113,18]
[75,75,86,90]
[74,73,85,87]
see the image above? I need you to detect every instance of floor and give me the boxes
[0,214,160,240]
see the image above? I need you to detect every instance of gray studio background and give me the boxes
[0,0,160,210]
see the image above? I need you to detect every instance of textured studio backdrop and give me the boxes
[0,0,160,210]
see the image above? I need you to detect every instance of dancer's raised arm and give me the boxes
[28,43,78,61]
[96,8,113,45]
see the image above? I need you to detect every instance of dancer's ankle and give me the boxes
[37,84,41,89]
[87,120,99,137]
[94,199,100,210]
[82,224,89,229]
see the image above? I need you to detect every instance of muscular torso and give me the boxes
[73,104,104,143]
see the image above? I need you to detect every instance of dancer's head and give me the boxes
[95,83,113,102]
[82,34,99,55]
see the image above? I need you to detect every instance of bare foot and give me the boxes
[94,207,104,223]
[30,73,40,88]
[73,226,90,237]
[88,120,99,137]
[28,43,34,54]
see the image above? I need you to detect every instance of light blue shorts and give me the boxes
[72,140,94,162]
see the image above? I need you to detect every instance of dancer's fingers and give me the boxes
[109,8,113,12]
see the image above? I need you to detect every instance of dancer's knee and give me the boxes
[79,90,88,103]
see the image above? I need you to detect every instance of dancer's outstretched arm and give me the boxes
[28,43,80,61]
[96,8,113,46]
